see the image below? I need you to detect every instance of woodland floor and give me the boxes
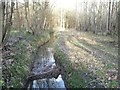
[54,28,118,88]
[2,28,119,88]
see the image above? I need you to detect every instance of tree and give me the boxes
[106,0,111,35]
[29,0,53,35]
[0,2,2,44]
[16,0,21,31]
[2,1,15,43]
[24,0,30,32]
[118,1,120,87]
[64,10,76,28]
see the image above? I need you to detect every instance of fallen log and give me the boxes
[24,66,61,88]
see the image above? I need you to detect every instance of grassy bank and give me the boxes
[53,30,118,88]
[2,29,53,88]
[54,45,87,88]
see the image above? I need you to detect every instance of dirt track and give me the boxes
[55,29,118,88]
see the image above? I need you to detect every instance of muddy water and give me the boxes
[28,34,66,89]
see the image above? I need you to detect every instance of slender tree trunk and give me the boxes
[106,0,111,35]
[43,17,46,30]
[1,2,5,42]
[2,1,15,43]
[24,1,29,31]
[0,2,3,44]
[16,0,21,31]
[0,2,2,82]
[60,8,63,28]
[118,1,120,88]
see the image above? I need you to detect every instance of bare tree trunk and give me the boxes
[2,1,15,43]
[0,2,2,83]
[43,17,46,29]
[24,1,30,32]
[118,1,120,88]
[60,8,63,28]
[75,0,78,29]
[16,0,21,31]
[106,0,111,35]
[93,11,96,33]
[83,1,88,31]
[1,2,5,42]
[0,2,3,44]
[24,67,61,88]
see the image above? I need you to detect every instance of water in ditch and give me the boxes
[28,35,66,89]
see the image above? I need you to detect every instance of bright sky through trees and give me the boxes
[18,0,120,10]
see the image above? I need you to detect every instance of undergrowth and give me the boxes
[2,29,52,88]
[54,43,87,88]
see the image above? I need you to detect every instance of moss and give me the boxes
[96,70,105,77]
[54,44,87,88]
[109,81,119,88]
[2,29,52,88]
